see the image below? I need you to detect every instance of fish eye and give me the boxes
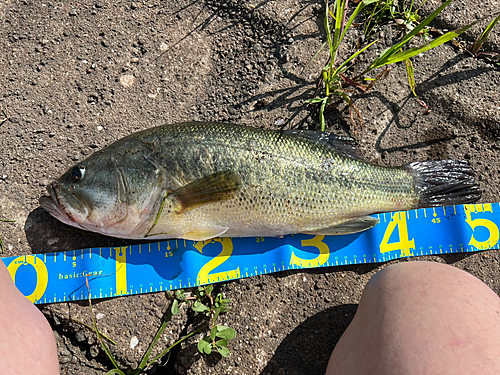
[71,165,86,182]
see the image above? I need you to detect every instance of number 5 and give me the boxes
[464,204,499,250]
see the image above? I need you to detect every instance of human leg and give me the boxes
[326,261,500,375]
[0,261,59,374]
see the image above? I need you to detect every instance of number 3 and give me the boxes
[290,235,330,267]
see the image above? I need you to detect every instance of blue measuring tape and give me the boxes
[1,203,498,304]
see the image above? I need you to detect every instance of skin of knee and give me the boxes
[327,261,500,375]
[0,261,60,374]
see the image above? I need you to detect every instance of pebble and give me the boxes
[69,9,78,16]
[89,345,99,357]
[75,330,86,342]
[59,356,72,364]
[119,74,135,87]
[130,336,139,349]
[96,312,105,320]
[274,118,284,126]
[9,115,20,123]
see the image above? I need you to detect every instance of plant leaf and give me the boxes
[171,299,180,315]
[305,97,326,104]
[210,326,218,341]
[216,326,237,340]
[470,14,500,55]
[333,39,378,77]
[197,337,212,354]
[192,300,209,312]
[215,339,229,347]
[217,346,231,357]
[371,0,453,68]
[382,20,479,65]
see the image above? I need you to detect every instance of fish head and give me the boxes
[39,148,166,238]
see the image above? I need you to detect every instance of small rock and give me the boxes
[131,2,137,9]
[59,356,71,364]
[96,312,105,320]
[274,118,284,126]
[69,9,78,16]
[9,115,20,123]
[95,1,103,8]
[119,74,135,87]
[130,336,139,349]
[75,330,86,342]
[89,345,100,357]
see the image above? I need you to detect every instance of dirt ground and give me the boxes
[1,0,500,374]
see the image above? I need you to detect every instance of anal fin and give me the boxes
[182,225,229,241]
[303,216,379,235]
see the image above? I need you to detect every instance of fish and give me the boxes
[39,122,481,241]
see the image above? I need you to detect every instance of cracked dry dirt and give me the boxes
[1,0,500,374]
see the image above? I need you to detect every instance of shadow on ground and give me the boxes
[260,303,357,375]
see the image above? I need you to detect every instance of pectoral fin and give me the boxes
[304,216,379,235]
[183,226,229,241]
[171,171,241,214]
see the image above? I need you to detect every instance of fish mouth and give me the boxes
[39,183,89,227]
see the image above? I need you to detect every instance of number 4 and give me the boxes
[380,212,415,257]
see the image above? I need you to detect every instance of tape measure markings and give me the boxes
[2,203,500,304]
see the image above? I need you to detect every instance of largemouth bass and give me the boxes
[40,122,481,241]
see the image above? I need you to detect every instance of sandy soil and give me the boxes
[1,0,499,374]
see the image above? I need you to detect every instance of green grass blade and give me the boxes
[404,58,429,110]
[86,280,121,371]
[381,20,478,65]
[144,324,207,369]
[373,0,453,65]
[404,58,416,95]
[319,97,328,131]
[333,39,378,76]
[339,0,376,45]
[302,40,328,73]
[136,303,175,372]
[471,14,500,55]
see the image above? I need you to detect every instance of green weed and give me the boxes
[468,13,500,64]
[306,0,491,131]
[83,281,235,374]
[364,0,430,38]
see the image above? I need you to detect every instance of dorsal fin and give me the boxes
[284,129,361,160]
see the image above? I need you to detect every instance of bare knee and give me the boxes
[327,261,500,375]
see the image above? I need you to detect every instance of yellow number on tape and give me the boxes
[464,204,499,250]
[196,238,240,285]
[7,255,49,303]
[380,212,415,257]
[290,235,330,268]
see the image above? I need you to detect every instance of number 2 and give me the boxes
[195,238,240,284]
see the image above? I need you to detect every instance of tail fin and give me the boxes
[407,160,481,207]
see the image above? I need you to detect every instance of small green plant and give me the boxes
[306,0,488,131]
[364,0,430,38]
[468,13,500,63]
[83,280,235,374]
[192,284,235,357]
